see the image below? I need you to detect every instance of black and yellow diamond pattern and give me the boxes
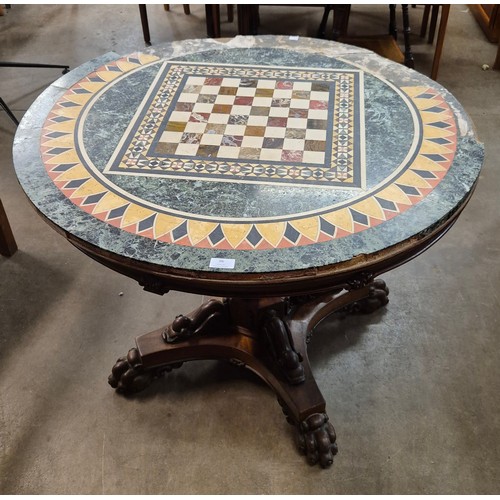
[41,53,457,251]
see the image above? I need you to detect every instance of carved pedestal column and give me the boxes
[109,276,389,468]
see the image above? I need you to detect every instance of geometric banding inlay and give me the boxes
[103,61,365,188]
[40,54,457,251]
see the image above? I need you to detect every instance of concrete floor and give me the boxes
[1,4,499,494]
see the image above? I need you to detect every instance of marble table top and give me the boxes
[14,36,484,275]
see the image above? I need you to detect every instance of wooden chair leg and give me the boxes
[205,4,221,38]
[428,4,439,44]
[430,4,450,80]
[138,4,151,46]
[389,4,397,40]
[420,4,431,37]
[332,5,351,41]
[402,4,415,68]
[237,4,258,35]
[164,4,190,15]
[0,199,18,257]
[317,5,332,39]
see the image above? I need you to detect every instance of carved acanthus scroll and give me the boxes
[163,298,228,343]
[262,309,305,385]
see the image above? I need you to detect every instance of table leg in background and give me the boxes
[0,199,18,257]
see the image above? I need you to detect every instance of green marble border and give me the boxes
[13,38,484,275]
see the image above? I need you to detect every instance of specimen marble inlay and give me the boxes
[12,36,483,275]
[103,61,365,189]
[39,51,458,252]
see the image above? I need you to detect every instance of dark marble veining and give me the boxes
[13,37,484,276]
[75,47,415,219]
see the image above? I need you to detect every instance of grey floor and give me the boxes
[1,4,499,494]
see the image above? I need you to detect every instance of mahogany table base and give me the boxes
[108,277,389,468]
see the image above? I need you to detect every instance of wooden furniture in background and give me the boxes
[205,4,222,38]
[469,4,500,42]
[335,5,415,69]
[237,5,345,39]
[420,4,442,43]
[417,5,450,80]
[236,3,414,69]
[164,4,191,15]
[468,4,500,70]
[317,4,351,40]
[429,4,450,81]
[139,4,235,43]
[494,37,500,69]
[138,4,151,45]
[0,199,17,257]
[339,34,406,63]
[164,4,233,20]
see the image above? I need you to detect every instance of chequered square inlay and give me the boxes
[104,62,365,188]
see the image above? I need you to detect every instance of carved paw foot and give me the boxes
[346,278,389,315]
[108,348,183,394]
[108,348,154,394]
[296,413,338,468]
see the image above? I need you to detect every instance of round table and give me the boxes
[13,35,484,468]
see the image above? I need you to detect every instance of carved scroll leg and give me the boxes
[278,396,338,468]
[262,317,337,467]
[108,296,339,467]
[274,365,338,467]
[108,299,228,395]
[130,321,338,467]
[108,347,182,394]
[279,279,389,465]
